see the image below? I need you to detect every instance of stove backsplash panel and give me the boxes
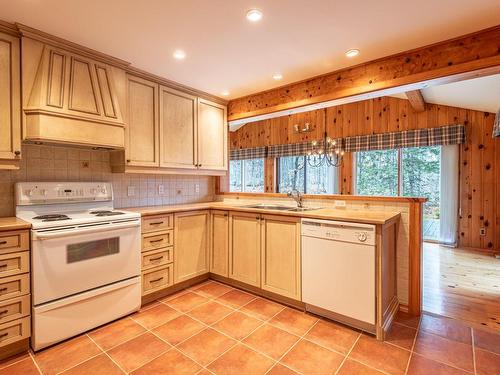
[0,145,215,217]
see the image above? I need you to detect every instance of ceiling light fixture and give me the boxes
[246,9,263,22]
[221,91,230,96]
[345,49,360,58]
[272,73,283,80]
[173,50,186,60]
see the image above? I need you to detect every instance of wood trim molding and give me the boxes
[228,25,500,122]
[0,20,19,36]
[408,201,423,315]
[216,191,427,203]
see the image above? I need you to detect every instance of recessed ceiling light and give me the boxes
[272,73,283,80]
[246,9,263,22]
[173,49,186,60]
[345,49,360,58]
[221,91,230,96]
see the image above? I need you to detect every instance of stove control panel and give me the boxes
[15,182,113,205]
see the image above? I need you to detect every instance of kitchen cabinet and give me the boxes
[197,99,227,171]
[125,75,159,167]
[0,31,21,169]
[174,210,210,283]
[261,215,301,300]
[210,210,229,277]
[160,86,197,169]
[228,212,261,287]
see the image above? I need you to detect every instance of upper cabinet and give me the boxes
[111,80,228,176]
[0,30,21,169]
[125,75,159,167]
[159,86,197,169]
[198,99,227,171]
[21,38,126,148]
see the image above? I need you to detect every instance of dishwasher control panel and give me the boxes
[301,218,375,246]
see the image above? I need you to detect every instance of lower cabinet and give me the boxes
[228,212,261,287]
[174,210,209,283]
[210,210,229,277]
[261,215,301,300]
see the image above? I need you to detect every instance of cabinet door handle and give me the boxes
[0,310,8,315]
[150,277,164,283]
[0,241,6,245]
[0,288,7,293]
[149,256,163,262]
[0,333,8,339]
[14,150,21,156]
[0,264,7,269]
[149,239,164,243]
[149,221,164,226]
[126,159,131,163]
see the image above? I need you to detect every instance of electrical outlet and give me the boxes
[127,186,135,197]
[479,228,486,236]
[158,184,164,195]
[334,200,346,208]
[80,160,90,168]
[195,184,200,193]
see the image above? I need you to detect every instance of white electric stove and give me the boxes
[15,182,142,350]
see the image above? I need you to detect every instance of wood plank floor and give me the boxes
[423,242,500,331]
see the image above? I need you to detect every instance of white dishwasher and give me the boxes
[301,218,376,327]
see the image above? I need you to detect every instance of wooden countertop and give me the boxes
[126,202,400,225]
[0,217,31,231]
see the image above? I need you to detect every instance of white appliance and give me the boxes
[301,218,376,328]
[15,182,141,350]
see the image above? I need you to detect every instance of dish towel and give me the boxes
[494,108,500,138]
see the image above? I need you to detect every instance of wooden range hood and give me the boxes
[20,25,128,149]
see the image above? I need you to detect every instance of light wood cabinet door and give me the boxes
[229,212,261,287]
[174,210,209,283]
[0,32,21,163]
[197,99,227,171]
[210,210,229,277]
[261,215,301,300]
[125,75,159,167]
[159,86,197,169]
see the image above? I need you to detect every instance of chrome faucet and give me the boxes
[287,190,304,208]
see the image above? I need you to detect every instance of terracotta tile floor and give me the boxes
[1,280,499,375]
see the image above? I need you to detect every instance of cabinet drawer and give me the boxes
[0,274,30,302]
[142,230,173,251]
[142,247,173,270]
[142,214,173,233]
[0,252,29,278]
[0,231,29,255]
[142,264,173,295]
[0,295,30,325]
[0,317,30,348]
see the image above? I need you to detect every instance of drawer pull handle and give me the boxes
[149,239,164,243]
[0,264,6,269]
[0,241,6,245]
[150,277,164,283]
[0,332,8,339]
[0,288,7,293]
[149,221,164,226]
[0,310,8,315]
[149,256,163,262]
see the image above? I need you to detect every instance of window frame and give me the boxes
[229,158,265,193]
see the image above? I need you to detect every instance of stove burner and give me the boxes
[90,210,125,217]
[33,214,69,220]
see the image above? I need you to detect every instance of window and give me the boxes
[277,156,338,194]
[355,146,441,241]
[229,158,265,192]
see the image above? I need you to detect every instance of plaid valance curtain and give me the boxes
[229,147,267,160]
[344,124,465,152]
[493,109,500,138]
[267,139,343,158]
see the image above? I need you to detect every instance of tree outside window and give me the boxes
[229,158,265,193]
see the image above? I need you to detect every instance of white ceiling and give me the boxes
[1,0,499,99]
[391,75,500,114]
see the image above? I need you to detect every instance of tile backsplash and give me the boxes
[0,144,215,217]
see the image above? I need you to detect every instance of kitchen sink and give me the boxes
[241,204,321,212]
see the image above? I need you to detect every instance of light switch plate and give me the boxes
[158,184,165,195]
[195,184,200,193]
[127,186,135,197]
[334,200,346,208]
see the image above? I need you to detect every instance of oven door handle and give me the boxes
[33,221,140,240]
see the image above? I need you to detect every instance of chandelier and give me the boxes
[300,131,344,168]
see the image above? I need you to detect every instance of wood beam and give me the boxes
[405,90,426,112]
[228,25,500,122]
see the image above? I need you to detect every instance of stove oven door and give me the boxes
[31,219,141,305]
